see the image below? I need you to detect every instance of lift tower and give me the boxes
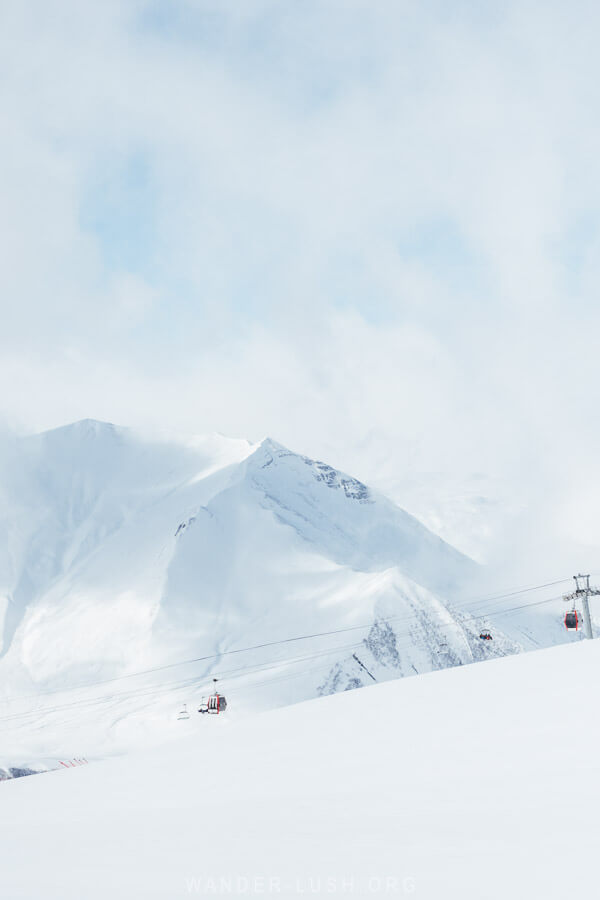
[562,574,600,640]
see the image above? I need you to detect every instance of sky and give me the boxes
[2,0,600,570]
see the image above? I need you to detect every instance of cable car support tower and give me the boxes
[562,574,600,639]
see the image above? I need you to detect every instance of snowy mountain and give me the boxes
[0,419,559,761]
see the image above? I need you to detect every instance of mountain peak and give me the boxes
[35,419,122,441]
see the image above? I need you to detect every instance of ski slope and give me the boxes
[1,639,598,899]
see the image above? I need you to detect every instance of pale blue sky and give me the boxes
[2,0,600,566]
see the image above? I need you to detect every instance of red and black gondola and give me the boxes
[198,692,227,714]
[565,610,579,631]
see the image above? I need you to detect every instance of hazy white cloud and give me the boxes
[2,0,600,570]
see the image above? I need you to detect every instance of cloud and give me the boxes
[1,0,600,571]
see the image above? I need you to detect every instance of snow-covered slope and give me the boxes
[1,640,598,900]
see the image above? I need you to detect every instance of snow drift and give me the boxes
[1,639,599,900]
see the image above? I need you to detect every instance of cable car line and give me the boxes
[0,579,574,711]
[0,640,370,725]
[456,578,572,608]
[0,600,548,726]
[0,622,479,725]
[0,587,573,727]
[470,594,564,619]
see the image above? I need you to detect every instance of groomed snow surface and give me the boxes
[2,638,598,900]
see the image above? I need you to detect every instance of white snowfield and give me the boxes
[1,639,598,900]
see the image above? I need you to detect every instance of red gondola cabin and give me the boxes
[198,693,227,715]
[565,611,579,631]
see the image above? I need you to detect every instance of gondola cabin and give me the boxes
[198,693,227,715]
[565,610,579,631]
